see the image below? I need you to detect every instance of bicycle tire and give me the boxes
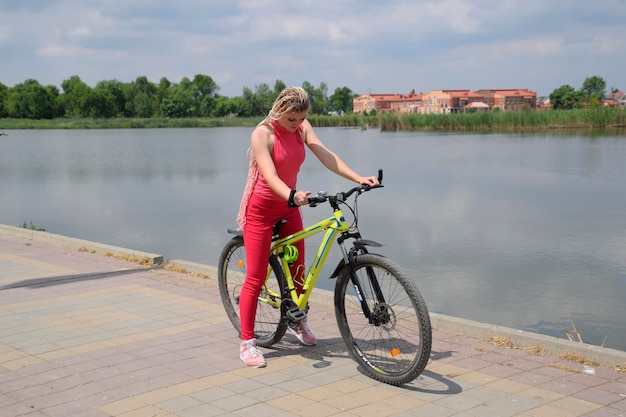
[217,236,287,347]
[334,253,432,385]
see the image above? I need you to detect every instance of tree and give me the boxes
[211,96,232,117]
[94,80,126,117]
[6,79,58,119]
[311,82,328,114]
[301,81,315,109]
[301,81,329,114]
[581,76,606,103]
[0,82,8,118]
[273,79,286,94]
[155,77,172,116]
[60,75,92,117]
[125,76,157,117]
[329,86,355,113]
[191,74,219,116]
[161,81,193,118]
[240,84,274,117]
[549,84,584,110]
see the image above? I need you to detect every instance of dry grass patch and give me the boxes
[163,262,209,279]
[548,363,581,373]
[525,345,548,356]
[103,251,153,266]
[559,352,600,367]
[487,336,515,348]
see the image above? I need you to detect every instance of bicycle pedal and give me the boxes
[285,306,307,326]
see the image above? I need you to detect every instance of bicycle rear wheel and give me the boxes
[334,253,432,385]
[217,236,287,347]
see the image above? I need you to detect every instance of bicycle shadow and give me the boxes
[264,337,462,394]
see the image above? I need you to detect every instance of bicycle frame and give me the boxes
[266,208,350,310]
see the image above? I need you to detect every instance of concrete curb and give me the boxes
[3,224,625,370]
[428,313,626,369]
[164,259,626,370]
[0,224,163,266]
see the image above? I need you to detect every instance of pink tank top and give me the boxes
[254,120,305,200]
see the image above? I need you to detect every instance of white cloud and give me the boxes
[1,0,625,96]
[425,0,482,34]
[0,27,9,42]
[68,26,92,39]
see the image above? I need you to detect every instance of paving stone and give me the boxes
[1,231,625,417]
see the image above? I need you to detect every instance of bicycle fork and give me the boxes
[336,234,389,326]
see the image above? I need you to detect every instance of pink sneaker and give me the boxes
[240,339,266,368]
[289,318,317,346]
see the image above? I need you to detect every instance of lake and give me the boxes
[1,127,625,351]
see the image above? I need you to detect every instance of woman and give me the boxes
[236,86,379,368]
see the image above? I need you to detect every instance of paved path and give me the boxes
[1,229,625,416]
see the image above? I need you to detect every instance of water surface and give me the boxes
[1,127,625,351]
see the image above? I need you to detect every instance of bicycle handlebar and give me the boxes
[307,169,384,207]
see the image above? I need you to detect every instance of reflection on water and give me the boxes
[1,127,626,351]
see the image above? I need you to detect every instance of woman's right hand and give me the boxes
[292,190,311,206]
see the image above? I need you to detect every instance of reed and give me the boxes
[0,117,261,130]
[376,107,626,131]
[1,108,624,131]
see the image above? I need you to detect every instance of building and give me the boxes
[352,93,424,113]
[606,91,625,108]
[475,89,536,111]
[421,90,451,114]
[536,97,551,110]
[354,88,537,113]
[444,90,487,113]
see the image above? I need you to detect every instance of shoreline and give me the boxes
[1,107,625,132]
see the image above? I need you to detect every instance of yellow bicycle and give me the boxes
[218,170,431,385]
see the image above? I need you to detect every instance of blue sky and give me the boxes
[1,0,624,98]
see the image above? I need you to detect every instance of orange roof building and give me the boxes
[353,88,537,113]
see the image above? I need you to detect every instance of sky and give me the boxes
[1,0,625,98]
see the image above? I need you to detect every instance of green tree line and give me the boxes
[549,75,619,109]
[0,75,357,120]
[0,73,619,121]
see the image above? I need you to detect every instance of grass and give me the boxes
[487,336,515,348]
[21,222,46,231]
[0,116,262,130]
[3,107,623,131]
[104,251,154,266]
[163,261,210,279]
[485,336,626,373]
[377,107,626,131]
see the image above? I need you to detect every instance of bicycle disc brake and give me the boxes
[371,302,396,328]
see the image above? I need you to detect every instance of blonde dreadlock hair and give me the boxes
[236,87,311,229]
[258,86,311,127]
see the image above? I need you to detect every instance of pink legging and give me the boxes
[240,192,305,340]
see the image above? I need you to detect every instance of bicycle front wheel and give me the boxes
[334,253,432,386]
[217,236,287,347]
